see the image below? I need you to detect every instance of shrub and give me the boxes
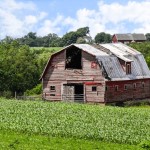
[2,91,13,99]
[25,84,42,96]
[139,141,150,150]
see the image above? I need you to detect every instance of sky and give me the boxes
[0,0,150,39]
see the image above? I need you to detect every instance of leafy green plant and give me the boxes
[0,98,150,145]
[2,91,13,99]
[139,141,150,150]
[25,84,42,95]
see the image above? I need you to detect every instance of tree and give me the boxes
[145,33,150,41]
[42,33,60,47]
[95,32,112,43]
[1,36,14,44]
[129,42,150,68]
[76,27,89,37]
[61,27,91,46]
[17,32,37,47]
[61,31,78,46]
[0,41,39,94]
[76,37,86,44]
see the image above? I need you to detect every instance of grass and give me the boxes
[30,47,62,62]
[0,130,141,150]
[0,98,150,147]
[30,47,62,53]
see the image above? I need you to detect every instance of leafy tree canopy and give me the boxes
[0,41,40,93]
[95,32,112,43]
[129,42,150,68]
[145,33,150,41]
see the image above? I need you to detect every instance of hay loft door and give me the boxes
[62,84,84,102]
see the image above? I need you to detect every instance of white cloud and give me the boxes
[39,12,48,20]
[63,8,105,38]
[25,15,38,25]
[63,1,150,37]
[0,0,47,39]
[98,1,150,24]
[1,0,150,39]
[0,0,36,12]
[24,12,48,26]
[37,15,64,36]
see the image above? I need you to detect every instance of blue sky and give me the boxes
[0,0,149,39]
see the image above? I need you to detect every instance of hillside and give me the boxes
[129,42,150,68]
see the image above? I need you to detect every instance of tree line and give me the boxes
[0,27,113,47]
[1,27,150,47]
[1,27,150,98]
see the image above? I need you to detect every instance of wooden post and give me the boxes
[15,91,17,99]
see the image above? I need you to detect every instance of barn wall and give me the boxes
[105,79,150,103]
[82,52,105,103]
[112,35,118,43]
[42,49,105,103]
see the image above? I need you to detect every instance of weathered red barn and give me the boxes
[40,43,150,104]
[112,34,146,44]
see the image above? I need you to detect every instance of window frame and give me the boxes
[92,86,97,92]
[124,85,127,90]
[133,83,136,89]
[115,85,119,92]
[126,63,131,74]
[50,86,56,92]
[142,82,145,88]
[105,86,108,91]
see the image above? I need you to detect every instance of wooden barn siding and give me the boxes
[105,79,150,102]
[112,35,118,43]
[43,50,105,103]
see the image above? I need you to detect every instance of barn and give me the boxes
[40,43,150,104]
[112,33,146,44]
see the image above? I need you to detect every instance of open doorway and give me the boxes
[62,84,84,102]
[65,46,82,69]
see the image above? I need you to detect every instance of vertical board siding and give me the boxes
[43,50,105,103]
[42,47,150,103]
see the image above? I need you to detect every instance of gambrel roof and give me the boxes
[99,43,150,80]
[40,43,150,81]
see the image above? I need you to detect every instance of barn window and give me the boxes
[50,94,55,96]
[50,86,55,91]
[105,86,108,91]
[133,83,136,89]
[142,82,145,88]
[115,85,119,91]
[91,61,97,69]
[124,85,127,90]
[65,46,82,69]
[126,63,131,74]
[92,86,97,91]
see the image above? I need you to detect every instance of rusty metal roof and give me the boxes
[40,43,150,81]
[73,44,108,56]
[99,43,150,80]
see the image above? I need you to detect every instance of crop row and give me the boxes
[0,98,150,144]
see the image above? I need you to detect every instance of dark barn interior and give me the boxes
[65,46,82,69]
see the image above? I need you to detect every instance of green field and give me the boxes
[30,47,62,65]
[30,47,62,52]
[0,130,141,150]
[0,98,150,149]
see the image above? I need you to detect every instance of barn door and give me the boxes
[63,85,75,102]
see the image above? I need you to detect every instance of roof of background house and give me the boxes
[40,43,150,81]
[114,33,146,41]
[132,33,146,41]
